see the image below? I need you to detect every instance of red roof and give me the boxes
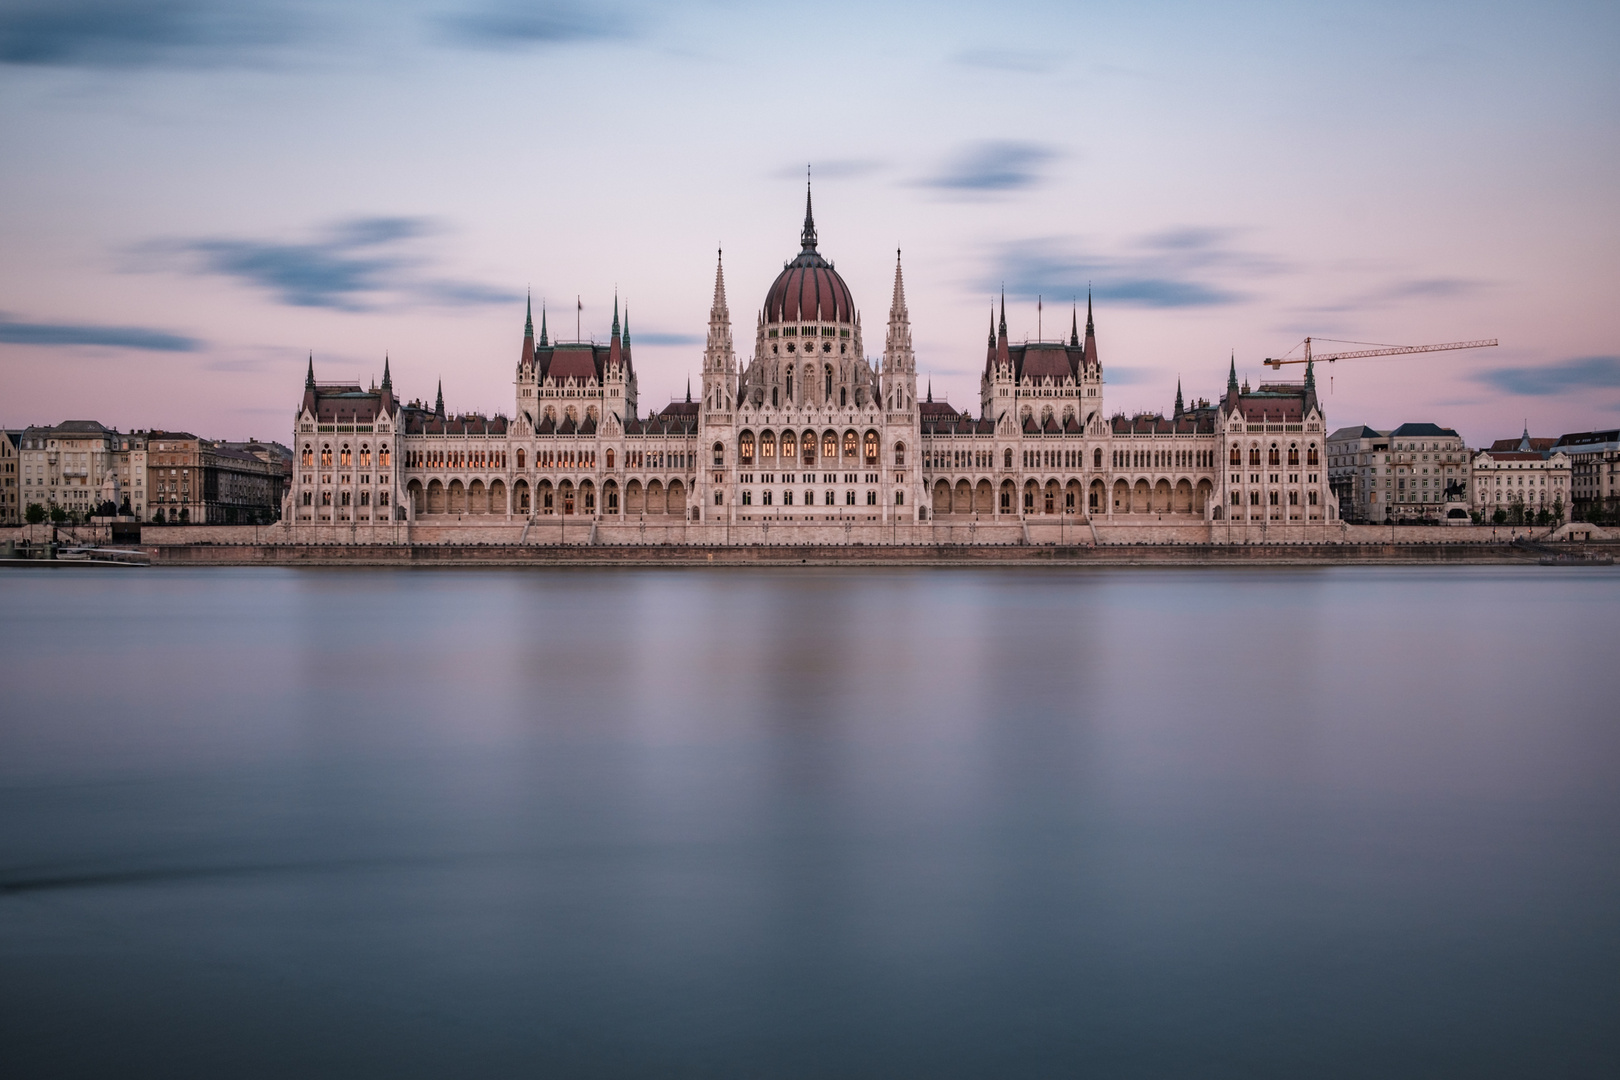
[763,256,855,323]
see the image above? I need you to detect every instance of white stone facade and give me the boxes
[286,197,1338,543]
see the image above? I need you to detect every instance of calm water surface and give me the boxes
[2,566,1617,1078]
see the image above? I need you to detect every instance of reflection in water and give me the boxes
[1,566,1617,1078]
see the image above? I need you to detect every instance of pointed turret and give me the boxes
[1227,352,1239,397]
[381,354,392,392]
[703,249,736,413]
[301,353,318,415]
[1070,306,1080,348]
[800,177,817,251]
[520,292,535,368]
[1174,380,1184,419]
[1082,290,1099,369]
[998,290,1008,339]
[434,380,444,420]
[1303,354,1318,414]
[305,353,315,390]
[987,308,996,350]
[1518,423,1532,452]
[608,294,622,369]
[883,248,914,375]
[926,379,933,403]
[538,306,548,347]
[686,378,692,404]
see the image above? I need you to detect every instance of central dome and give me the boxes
[762,185,855,324]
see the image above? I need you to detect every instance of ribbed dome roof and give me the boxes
[762,183,855,324]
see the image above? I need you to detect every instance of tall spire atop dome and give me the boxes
[800,170,817,251]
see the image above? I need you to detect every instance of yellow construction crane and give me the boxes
[1263,336,1497,369]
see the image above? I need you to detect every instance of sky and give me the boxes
[1,0,1617,445]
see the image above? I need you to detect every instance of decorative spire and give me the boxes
[1082,290,1099,369]
[1174,379,1184,418]
[538,305,548,346]
[434,380,444,419]
[1227,351,1238,395]
[305,353,315,390]
[1085,289,1094,336]
[926,379,933,403]
[1070,305,1080,347]
[800,171,817,251]
[524,291,533,337]
[622,307,630,348]
[381,354,392,392]
[1518,423,1531,452]
[998,289,1007,339]
[686,378,692,403]
[611,294,620,339]
[988,307,996,349]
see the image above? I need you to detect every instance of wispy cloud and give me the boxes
[953,49,1062,74]
[0,317,200,351]
[922,140,1057,192]
[0,0,302,68]
[1475,356,1620,396]
[148,216,520,311]
[773,159,885,181]
[985,229,1280,309]
[436,1,631,49]
[632,331,702,346]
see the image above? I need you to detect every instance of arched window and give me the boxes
[713,442,724,467]
[843,431,857,458]
[517,449,525,469]
[786,371,794,400]
[782,431,797,459]
[762,431,776,460]
[1268,443,1280,466]
[1307,443,1319,466]
[301,445,313,469]
[823,432,836,459]
[359,444,371,468]
[1005,447,1014,469]
[772,387,779,407]
[824,365,833,400]
[321,444,332,467]
[606,448,615,469]
[1094,447,1102,468]
[1248,445,1260,467]
[894,442,906,466]
[802,430,816,464]
[864,432,879,465]
[740,434,755,464]
[340,444,352,467]
[840,387,847,407]
[1287,444,1299,466]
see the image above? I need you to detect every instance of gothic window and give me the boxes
[1269,491,1279,505]
[762,432,776,460]
[825,490,835,505]
[360,445,371,468]
[341,444,352,467]
[360,491,370,506]
[782,431,797,459]
[802,431,816,464]
[302,445,313,469]
[1249,446,1260,467]
[772,387,779,407]
[379,445,389,468]
[825,366,833,400]
[741,434,755,464]
[380,490,389,507]
[302,491,312,506]
[321,491,332,506]
[607,449,615,469]
[321,444,332,467]
[1269,444,1281,466]
[840,387,847,406]
[1005,448,1013,469]
[1307,444,1319,466]
[846,490,856,505]
[864,432,879,465]
[786,372,794,400]
[823,432,836,459]
[784,489,794,506]
[894,442,905,466]
[517,449,525,469]
[714,442,725,467]
[1288,444,1300,466]
[844,431,857,459]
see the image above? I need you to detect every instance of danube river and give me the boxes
[2,566,1617,1077]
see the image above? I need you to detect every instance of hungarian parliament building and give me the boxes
[288,190,1337,543]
